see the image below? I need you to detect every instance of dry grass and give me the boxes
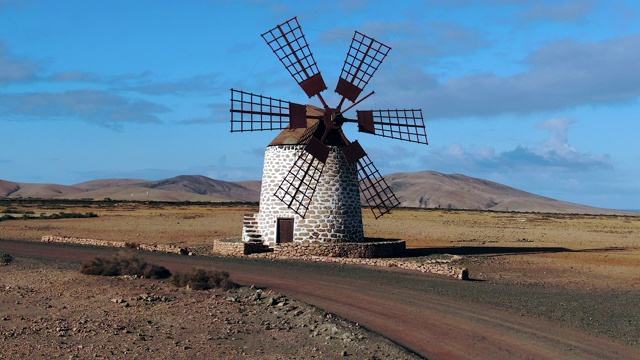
[80,252,171,279]
[170,267,238,290]
[2,201,639,291]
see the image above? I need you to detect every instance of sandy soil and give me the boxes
[0,255,418,359]
[2,201,640,358]
[2,202,638,290]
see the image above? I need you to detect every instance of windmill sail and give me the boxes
[230,89,308,132]
[262,17,327,99]
[274,150,325,218]
[342,141,400,218]
[356,154,400,218]
[356,109,428,144]
[336,31,391,103]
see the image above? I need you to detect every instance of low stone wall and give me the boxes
[41,235,191,255]
[212,239,245,256]
[253,251,469,280]
[215,239,468,279]
[274,240,405,258]
[212,239,272,256]
[307,256,468,280]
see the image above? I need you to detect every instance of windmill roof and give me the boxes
[268,105,324,146]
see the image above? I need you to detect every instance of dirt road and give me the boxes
[3,239,639,360]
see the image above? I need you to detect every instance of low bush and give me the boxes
[1,253,13,265]
[0,211,98,222]
[80,252,171,279]
[48,212,98,219]
[170,268,238,290]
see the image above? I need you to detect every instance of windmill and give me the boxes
[230,17,427,247]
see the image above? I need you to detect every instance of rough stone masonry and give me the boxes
[246,144,364,247]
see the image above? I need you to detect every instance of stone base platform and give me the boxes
[274,240,406,258]
[213,238,405,259]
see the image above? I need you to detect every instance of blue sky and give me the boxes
[1,0,639,210]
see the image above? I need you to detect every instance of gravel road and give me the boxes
[3,239,640,359]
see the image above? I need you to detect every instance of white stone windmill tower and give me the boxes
[230,17,428,249]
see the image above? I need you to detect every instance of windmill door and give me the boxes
[276,218,294,244]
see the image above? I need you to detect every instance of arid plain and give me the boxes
[2,200,640,358]
[3,201,638,290]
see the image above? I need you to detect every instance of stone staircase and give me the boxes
[241,214,272,254]
[242,213,263,243]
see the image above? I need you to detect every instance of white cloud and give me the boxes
[427,118,612,173]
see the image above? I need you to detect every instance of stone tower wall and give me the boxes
[255,145,364,247]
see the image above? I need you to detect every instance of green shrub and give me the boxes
[170,268,237,290]
[80,252,171,279]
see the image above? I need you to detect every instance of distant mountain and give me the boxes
[385,171,628,215]
[0,172,634,215]
[0,175,260,202]
[0,179,84,199]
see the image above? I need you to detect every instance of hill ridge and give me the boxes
[0,172,633,215]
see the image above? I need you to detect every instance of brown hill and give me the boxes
[0,172,634,215]
[140,175,259,202]
[0,180,20,196]
[386,171,626,215]
[0,180,83,199]
[0,176,261,203]
[73,179,148,191]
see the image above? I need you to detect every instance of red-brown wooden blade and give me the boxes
[304,136,330,164]
[274,150,325,218]
[356,109,428,144]
[335,31,391,103]
[230,89,307,132]
[356,153,400,219]
[342,140,367,164]
[262,17,327,99]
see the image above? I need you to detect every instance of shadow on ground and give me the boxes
[404,246,629,257]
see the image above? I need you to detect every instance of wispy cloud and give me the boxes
[389,35,640,118]
[321,20,485,61]
[0,40,39,82]
[118,73,225,96]
[0,90,170,129]
[0,38,223,127]
[520,1,593,22]
[46,70,102,83]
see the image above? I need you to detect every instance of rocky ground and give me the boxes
[1,201,639,358]
[0,255,420,359]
